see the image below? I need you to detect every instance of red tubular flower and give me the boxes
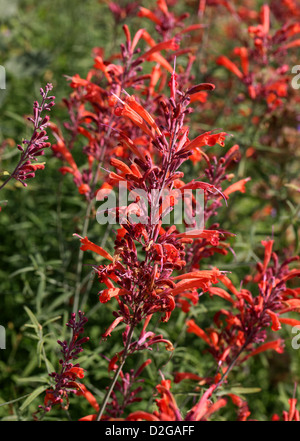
[127,381,228,421]
[180,130,228,156]
[124,95,162,136]
[176,229,222,246]
[115,103,155,138]
[174,372,204,383]
[99,287,130,304]
[102,317,125,338]
[223,177,251,197]
[138,7,162,26]
[77,384,99,412]
[286,399,300,421]
[243,340,285,361]
[272,397,300,421]
[186,319,212,346]
[208,286,235,304]
[278,318,300,327]
[127,412,160,421]
[266,309,282,331]
[216,55,243,79]
[62,366,85,380]
[233,47,249,75]
[141,39,179,60]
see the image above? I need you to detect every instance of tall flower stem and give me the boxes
[96,323,136,421]
[0,85,54,191]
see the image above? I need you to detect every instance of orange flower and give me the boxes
[233,47,249,75]
[176,229,221,246]
[223,177,251,197]
[261,239,274,273]
[99,287,130,303]
[279,317,300,327]
[63,367,85,380]
[93,56,112,83]
[138,7,162,25]
[124,95,162,136]
[102,316,125,337]
[181,130,228,155]
[127,411,159,421]
[69,74,89,88]
[242,339,285,361]
[208,287,235,305]
[110,158,132,174]
[141,39,179,60]
[216,55,244,79]
[185,384,227,421]
[266,309,281,331]
[186,319,212,346]
[79,414,97,421]
[174,372,204,383]
[52,140,79,174]
[78,183,91,195]
[115,102,155,138]
[280,39,300,50]
[189,91,208,104]
[77,384,99,411]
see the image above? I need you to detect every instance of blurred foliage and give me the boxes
[0,0,299,421]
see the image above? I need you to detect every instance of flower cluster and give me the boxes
[272,397,300,421]
[78,76,234,336]
[78,358,152,421]
[35,311,89,418]
[175,240,300,380]
[0,84,55,192]
[35,0,300,421]
[49,2,209,201]
[216,4,300,110]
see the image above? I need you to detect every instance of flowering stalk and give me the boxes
[96,323,135,421]
[75,60,239,417]
[0,84,55,191]
[36,310,89,418]
[172,240,300,416]
[216,4,300,111]
[78,358,152,421]
[35,0,300,421]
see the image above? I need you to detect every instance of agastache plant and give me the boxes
[216,4,300,111]
[0,84,55,192]
[49,2,207,203]
[78,358,152,421]
[41,3,253,419]
[73,60,245,419]
[35,0,300,422]
[74,239,300,422]
[49,4,214,328]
